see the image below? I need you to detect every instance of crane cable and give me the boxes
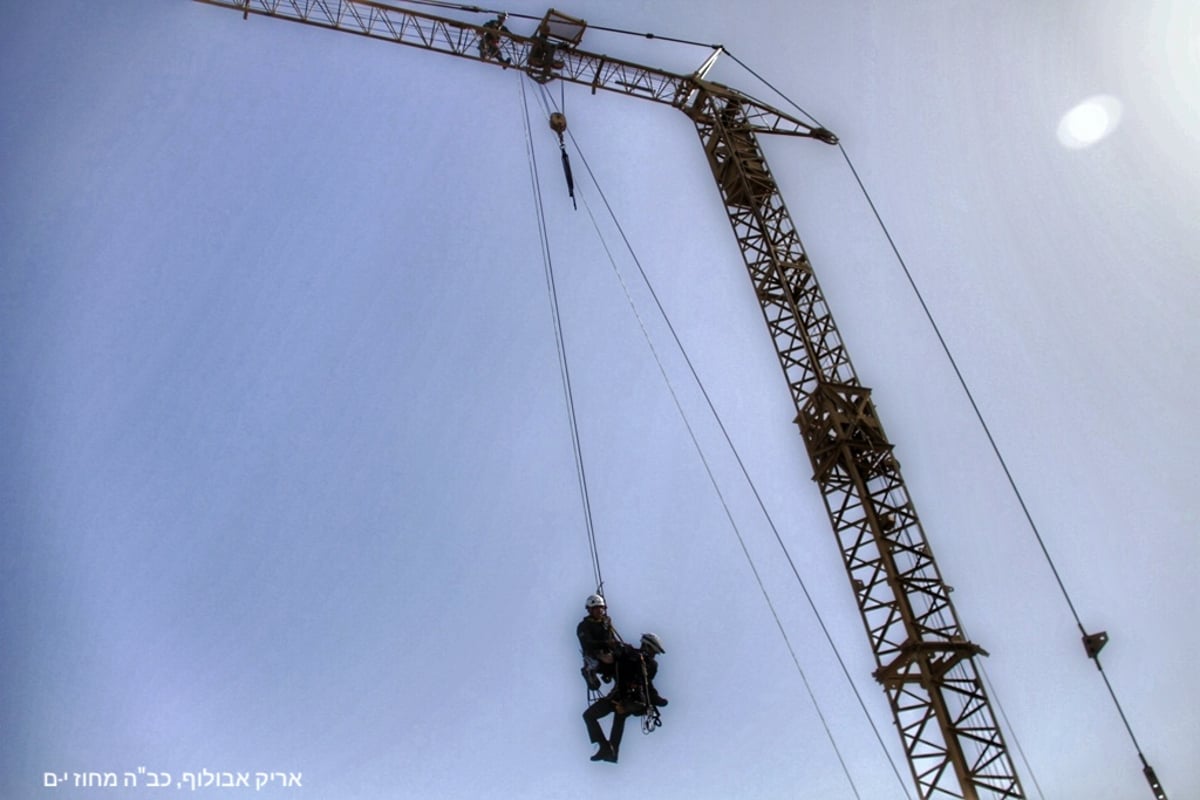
[389,0,726,49]
[721,49,1169,800]
[521,76,634,713]
[530,82,914,800]
[517,76,603,597]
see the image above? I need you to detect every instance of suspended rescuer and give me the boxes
[577,593,617,690]
[583,633,668,763]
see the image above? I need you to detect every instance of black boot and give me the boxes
[581,666,601,691]
[590,742,616,762]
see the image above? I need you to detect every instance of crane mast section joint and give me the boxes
[797,380,972,651]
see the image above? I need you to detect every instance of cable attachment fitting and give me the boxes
[1082,629,1109,659]
[1143,762,1167,800]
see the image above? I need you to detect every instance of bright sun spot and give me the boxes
[1057,95,1123,149]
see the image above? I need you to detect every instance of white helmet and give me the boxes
[585,593,607,610]
[640,633,665,654]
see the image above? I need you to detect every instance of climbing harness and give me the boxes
[638,653,663,735]
[589,644,663,734]
[580,587,623,706]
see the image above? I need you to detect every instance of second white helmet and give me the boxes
[640,633,665,654]
[585,593,607,609]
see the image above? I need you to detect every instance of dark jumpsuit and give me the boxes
[479,18,510,63]
[583,644,665,756]
[576,614,617,679]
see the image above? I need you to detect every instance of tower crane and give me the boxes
[194,2,1025,797]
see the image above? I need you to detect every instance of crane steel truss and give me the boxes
[194,1,1025,797]
[689,89,1023,799]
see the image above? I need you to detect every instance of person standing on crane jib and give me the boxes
[479,12,510,65]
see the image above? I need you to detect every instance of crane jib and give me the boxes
[193,0,832,140]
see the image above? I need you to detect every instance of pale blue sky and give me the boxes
[2,1,1197,798]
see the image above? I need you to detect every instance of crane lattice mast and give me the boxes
[193,2,1025,797]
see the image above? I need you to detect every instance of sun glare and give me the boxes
[1057,95,1123,149]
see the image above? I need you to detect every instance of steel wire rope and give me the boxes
[977,662,1047,800]
[531,83,914,800]
[387,0,505,16]
[840,145,1149,782]
[518,76,604,594]
[385,0,556,27]
[720,48,1168,797]
[390,0,727,52]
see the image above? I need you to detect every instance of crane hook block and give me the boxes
[549,112,568,135]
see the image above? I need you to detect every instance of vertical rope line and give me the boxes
[519,77,603,591]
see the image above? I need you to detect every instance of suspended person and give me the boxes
[577,594,618,690]
[583,633,668,763]
[478,12,511,65]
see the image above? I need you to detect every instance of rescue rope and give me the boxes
[518,76,604,594]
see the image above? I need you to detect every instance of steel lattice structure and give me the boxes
[689,87,1023,797]
[194,1,1026,796]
